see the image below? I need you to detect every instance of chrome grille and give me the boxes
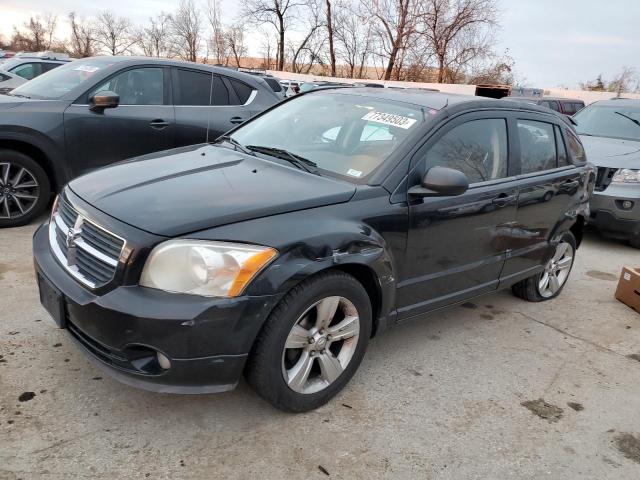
[48,195,126,288]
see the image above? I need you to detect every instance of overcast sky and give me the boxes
[2,0,639,88]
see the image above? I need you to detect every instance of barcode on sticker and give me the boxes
[624,272,631,281]
[361,111,417,129]
[347,169,363,178]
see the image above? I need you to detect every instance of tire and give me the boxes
[246,271,372,413]
[0,150,51,228]
[512,231,577,302]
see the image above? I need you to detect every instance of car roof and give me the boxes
[316,87,563,116]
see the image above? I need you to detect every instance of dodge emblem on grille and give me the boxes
[65,226,81,249]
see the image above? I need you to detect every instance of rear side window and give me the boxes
[517,120,557,173]
[566,130,586,163]
[228,78,253,104]
[263,77,282,93]
[555,125,569,167]
[562,102,577,115]
[424,118,508,184]
[174,69,211,106]
[542,101,560,112]
[42,62,61,73]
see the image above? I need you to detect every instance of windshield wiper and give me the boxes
[245,145,319,174]
[214,135,254,156]
[614,111,640,128]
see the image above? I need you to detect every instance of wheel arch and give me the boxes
[570,214,585,248]
[0,136,64,193]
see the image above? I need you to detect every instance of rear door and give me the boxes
[64,66,175,177]
[397,112,519,319]
[501,114,584,283]
[172,68,253,146]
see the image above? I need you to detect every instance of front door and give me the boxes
[397,113,519,319]
[64,66,175,177]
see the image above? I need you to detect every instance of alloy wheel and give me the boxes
[0,162,40,220]
[282,296,360,394]
[538,240,574,298]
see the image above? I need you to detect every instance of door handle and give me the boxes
[149,119,169,130]
[562,179,580,188]
[492,194,517,207]
[229,116,246,125]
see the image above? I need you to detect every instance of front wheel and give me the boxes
[246,271,372,412]
[0,150,51,228]
[512,232,576,302]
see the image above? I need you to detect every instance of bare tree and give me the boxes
[241,0,302,71]
[43,14,58,49]
[170,0,203,62]
[226,23,248,67]
[334,4,373,78]
[94,11,136,55]
[290,0,326,73]
[325,0,337,76]
[420,0,498,83]
[609,67,638,97]
[68,12,96,58]
[364,0,421,80]
[207,0,230,65]
[11,16,48,51]
[137,13,172,58]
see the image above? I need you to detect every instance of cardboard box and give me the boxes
[615,266,640,313]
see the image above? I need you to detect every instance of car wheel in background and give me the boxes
[246,271,372,413]
[0,150,50,228]
[512,231,576,302]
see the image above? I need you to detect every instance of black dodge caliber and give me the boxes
[34,89,594,412]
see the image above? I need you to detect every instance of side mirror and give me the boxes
[90,90,119,112]
[408,166,469,197]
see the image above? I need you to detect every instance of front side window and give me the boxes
[11,62,42,80]
[574,104,640,141]
[92,67,163,105]
[231,92,424,180]
[518,120,557,173]
[423,119,508,184]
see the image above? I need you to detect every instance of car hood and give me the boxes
[69,144,357,237]
[580,135,640,169]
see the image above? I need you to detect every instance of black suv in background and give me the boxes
[0,56,280,227]
[34,89,594,412]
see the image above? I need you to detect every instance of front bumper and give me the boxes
[33,222,281,394]
[589,184,640,240]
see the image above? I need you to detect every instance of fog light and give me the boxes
[622,200,633,210]
[156,352,171,370]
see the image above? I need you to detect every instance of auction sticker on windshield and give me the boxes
[361,111,418,129]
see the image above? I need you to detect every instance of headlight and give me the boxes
[140,240,277,297]
[612,169,640,183]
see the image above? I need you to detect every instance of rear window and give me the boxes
[228,78,254,104]
[518,120,557,173]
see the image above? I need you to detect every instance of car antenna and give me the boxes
[205,72,215,145]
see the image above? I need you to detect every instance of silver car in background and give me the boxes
[574,99,640,248]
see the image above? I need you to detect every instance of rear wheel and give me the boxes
[512,232,576,302]
[0,150,50,228]
[246,271,372,412]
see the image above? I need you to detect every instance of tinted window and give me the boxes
[571,102,584,114]
[518,120,557,173]
[566,130,586,163]
[555,125,569,167]
[424,119,508,184]
[11,62,42,80]
[42,62,61,73]
[228,78,253,104]
[175,69,211,105]
[263,77,282,92]
[93,67,163,105]
[210,75,229,105]
[562,102,576,115]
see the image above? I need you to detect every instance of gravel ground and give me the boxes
[1,220,640,480]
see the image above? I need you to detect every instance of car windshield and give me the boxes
[10,60,109,100]
[230,92,424,180]
[574,104,640,141]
